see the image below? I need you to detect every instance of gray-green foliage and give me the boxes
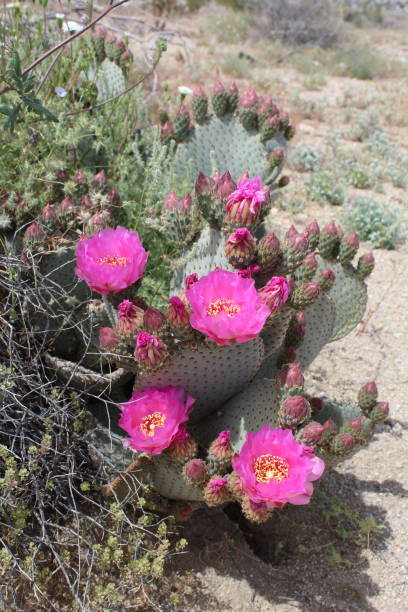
[290,145,323,172]
[349,109,380,142]
[305,169,346,205]
[343,196,406,249]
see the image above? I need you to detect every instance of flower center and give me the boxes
[207,298,241,317]
[97,255,128,267]
[253,454,289,483]
[140,412,166,437]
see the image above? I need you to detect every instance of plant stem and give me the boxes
[102,295,117,328]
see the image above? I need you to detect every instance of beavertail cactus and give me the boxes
[68,155,388,524]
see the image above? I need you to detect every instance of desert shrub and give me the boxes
[305,169,346,206]
[364,131,396,159]
[203,9,248,43]
[342,160,377,189]
[383,161,408,189]
[350,109,381,141]
[343,196,406,249]
[290,145,323,172]
[248,0,343,47]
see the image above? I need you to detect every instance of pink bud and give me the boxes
[361,381,378,399]
[343,232,360,249]
[99,327,118,350]
[215,171,236,199]
[143,307,165,333]
[208,430,232,459]
[41,203,57,223]
[279,362,304,388]
[80,195,93,209]
[177,103,189,118]
[183,458,208,485]
[161,121,174,136]
[280,395,310,422]
[193,86,206,97]
[258,276,290,313]
[163,191,180,211]
[299,421,324,445]
[321,269,335,281]
[94,25,107,38]
[60,195,75,214]
[361,251,375,264]
[181,193,193,211]
[347,418,362,433]
[195,171,214,196]
[24,221,44,242]
[302,253,317,269]
[134,331,166,366]
[107,188,120,204]
[92,169,107,187]
[322,221,340,237]
[167,296,190,327]
[87,212,109,233]
[74,170,87,184]
[301,281,320,300]
[214,80,225,93]
[228,81,238,93]
[240,88,258,108]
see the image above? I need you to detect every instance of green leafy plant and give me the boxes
[343,196,406,249]
[305,169,346,205]
[290,145,323,172]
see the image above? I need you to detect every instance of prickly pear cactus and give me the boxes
[160,83,293,188]
[94,58,126,101]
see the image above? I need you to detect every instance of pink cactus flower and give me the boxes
[225,174,269,226]
[134,331,166,367]
[75,226,149,295]
[258,276,290,313]
[119,386,195,455]
[99,327,118,350]
[232,426,325,508]
[185,268,270,346]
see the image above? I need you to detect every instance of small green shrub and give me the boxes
[343,161,376,190]
[350,109,381,142]
[364,131,396,159]
[344,196,406,249]
[305,169,346,206]
[290,145,323,172]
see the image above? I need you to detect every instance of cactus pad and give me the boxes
[148,455,204,501]
[295,294,336,370]
[316,258,367,341]
[172,116,286,186]
[134,338,265,424]
[94,59,126,101]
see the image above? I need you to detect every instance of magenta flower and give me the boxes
[232,426,325,508]
[119,386,195,455]
[225,174,269,226]
[258,276,290,313]
[185,268,270,346]
[75,226,149,295]
[134,332,167,367]
[117,299,144,335]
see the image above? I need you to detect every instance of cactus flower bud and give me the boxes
[356,251,375,280]
[295,252,318,282]
[346,418,363,435]
[298,421,324,445]
[212,80,229,118]
[320,418,337,444]
[24,221,45,243]
[167,426,198,461]
[258,276,290,313]
[284,311,306,348]
[185,273,198,290]
[99,327,118,350]
[134,332,167,367]
[278,175,290,188]
[207,430,233,475]
[203,477,230,506]
[41,203,57,223]
[107,188,121,204]
[167,296,190,328]
[319,268,335,292]
[339,232,360,264]
[163,191,180,211]
[183,458,209,487]
[358,381,378,411]
[192,86,208,124]
[215,171,236,199]
[370,401,389,423]
[161,120,175,143]
[319,221,343,258]
[257,231,281,275]
[290,281,320,310]
[92,169,107,187]
[279,362,304,390]
[305,220,320,250]
[331,433,355,456]
[74,170,87,184]
[117,299,144,335]
[225,228,256,268]
[195,171,214,196]
[225,174,268,226]
[60,195,75,215]
[80,195,93,209]
[283,229,309,272]
[86,211,109,233]
[278,395,311,427]
[174,104,190,141]
[240,88,258,108]
[268,148,285,169]
[241,497,273,523]
[143,307,165,333]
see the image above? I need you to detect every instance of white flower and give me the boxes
[178,86,193,95]
[55,87,68,98]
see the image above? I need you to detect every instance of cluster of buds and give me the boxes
[92,25,133,70]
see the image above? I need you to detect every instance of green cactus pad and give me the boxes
[196,377,280,452]
[260,308,293,358]
[149,455,204,501]
[94,59,126,101]
[134,338,265,424]
[172,116,286,187]
[295,294,336,370]
[315,257,367,341]
[170,227,231,294]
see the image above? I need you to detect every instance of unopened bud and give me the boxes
[279,395,311,427]
[183,458,209,487]
[143,307,165,333]
[298,421,324,445]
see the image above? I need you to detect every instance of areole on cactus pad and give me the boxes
[69,161,389,523]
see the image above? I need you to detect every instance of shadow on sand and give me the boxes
[168,467,394,611]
